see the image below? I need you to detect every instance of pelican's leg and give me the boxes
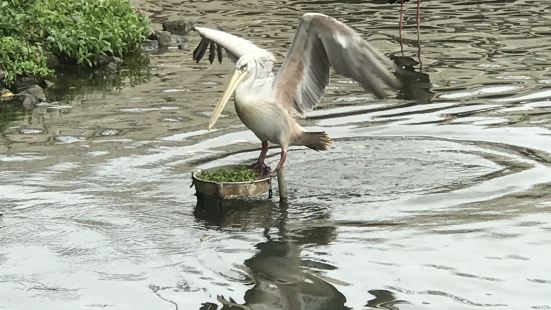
[416,0,422,68]
[399,0,405,55]
[417,0,421,32]
[275,148,287,171]
[250,141,271,176]
[399,0,404,35]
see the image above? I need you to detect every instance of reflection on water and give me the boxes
[234,240,348,310]
[392,55,433,101]
[0,104,22,135]
[1,0,551,309]
[194,196,275,228]
[46,53,151,103]
[195,199,347,310]
[365,289,406,310]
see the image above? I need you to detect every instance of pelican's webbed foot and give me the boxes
[250,161,271,177]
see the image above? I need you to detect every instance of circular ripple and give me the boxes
[283,136,525,203]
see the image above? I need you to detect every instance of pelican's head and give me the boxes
[235,55,258,73]
[208,56,256,130]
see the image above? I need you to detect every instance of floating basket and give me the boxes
[191,165,272,199]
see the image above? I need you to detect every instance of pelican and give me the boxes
[193,13,400,175]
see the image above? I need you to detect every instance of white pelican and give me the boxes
[193,13,400,175]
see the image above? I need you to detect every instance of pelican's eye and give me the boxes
[238,63,248,71]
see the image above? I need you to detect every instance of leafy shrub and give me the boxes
[0,0,150,85]
[0,36,53,84]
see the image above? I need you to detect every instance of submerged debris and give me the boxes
[143,19,195,53]
[14,85,46,109]
[162,19,197,36]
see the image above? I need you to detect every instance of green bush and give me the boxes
[0,0,150,86]
[0,36,53,84]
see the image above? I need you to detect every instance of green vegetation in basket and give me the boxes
[199,167,258,183]
[0,0,150,85]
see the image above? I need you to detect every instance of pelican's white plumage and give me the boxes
[193,13,400,174]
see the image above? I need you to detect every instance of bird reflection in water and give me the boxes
[392,54,433,101]
[382,0,433,102]
[365,289,408,310]
[195,198,349,310]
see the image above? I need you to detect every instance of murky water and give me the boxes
[2,1,551,309]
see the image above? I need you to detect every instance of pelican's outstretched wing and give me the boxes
[193,27,274,64]
[273,13,401,115]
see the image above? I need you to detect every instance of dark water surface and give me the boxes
[2,1,551,309]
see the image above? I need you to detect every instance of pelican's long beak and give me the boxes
[208,69,249,130]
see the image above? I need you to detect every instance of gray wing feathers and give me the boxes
[274,13,400,115]
[272,18,330,115]
[300,38,331,113]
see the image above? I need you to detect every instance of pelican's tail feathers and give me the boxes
[300,131,332,151]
